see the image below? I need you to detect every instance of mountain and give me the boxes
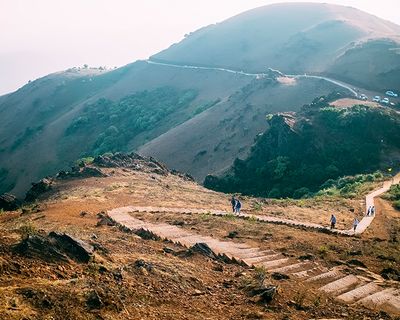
[1,2,400,196]
[204,95,400,198]
[153,2,400,90]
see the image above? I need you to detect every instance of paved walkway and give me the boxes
[122,175,399,236]
[108,207,400,315]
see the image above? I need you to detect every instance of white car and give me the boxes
[359,94,368,100]
[373,96,381,102]
[385,91,398,97]
[381,98,390,104]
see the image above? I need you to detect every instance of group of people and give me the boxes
[231,196,242,214]
[366,205,375,216]
[330,214,360,232]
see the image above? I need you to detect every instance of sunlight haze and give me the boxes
[1,0,399,95]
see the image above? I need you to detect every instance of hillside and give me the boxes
[205,96,400,198]
[1,2,400,197]
[153,2,400,90]
[1,154,399,319]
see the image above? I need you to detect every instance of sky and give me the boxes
[0,0,399,95]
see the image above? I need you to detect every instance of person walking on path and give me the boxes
[235,199,242,214]
[371,206,375,215]
[366,206,371,216]
[231,196,236,213]
[330,214,337,229]
[353,217,359,232]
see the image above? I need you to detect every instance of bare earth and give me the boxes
[0,167,399,319]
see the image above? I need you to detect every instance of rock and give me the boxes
[271,272,290,280]
[298,254,315,261]
[0,193,21,211]
[163,247,175,254]
[13,234,69,263]
[80,167,107,178]
[190,242,217,260]
[86,290,103,310]
[48,232,94,263]
[25,178,53,202]
[250,285,277,303]
[192,289,205,296]
[171,220,185,226]
[347,259,367,268]
[13,231,92,264]
[213,264,224,272]
[381,267,400,281]
[80,211,89,217]
[112,268,123,281]
[133,259,153,272]
[96,212,116,227]
[227,231,239,239]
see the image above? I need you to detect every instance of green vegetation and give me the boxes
[65,87,198,155]
[11,126,44,151]
[383,184,400,210]
[205,95,400,198]
[317,172,385,199]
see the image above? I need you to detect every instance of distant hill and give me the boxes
[204,95,400,198]
[153,2,400,90]
[1,2,399,196]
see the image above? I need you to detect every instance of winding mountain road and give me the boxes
[147,59,358,97]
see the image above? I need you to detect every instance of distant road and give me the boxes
[146,59,358,97]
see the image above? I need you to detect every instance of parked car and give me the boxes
[381,97,389,104]
[359,94,368,100]
[385,91,398,97]
[373,96,381,102]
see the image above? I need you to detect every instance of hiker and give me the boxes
[353,217,359,232]
[371,206,375,215]
[366,206,371,216]
[231,196,236,213]
[330,214,336,229]
[235,199,242,214]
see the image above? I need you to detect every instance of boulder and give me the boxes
[14,232,94,263]
[80,167,107,178]
[0,193,21,211]
[190,243,217,260]
[86,290,103,310]
[25,178,53,202]
[48,232,94,263]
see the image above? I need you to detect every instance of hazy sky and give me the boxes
[1,0,399,95]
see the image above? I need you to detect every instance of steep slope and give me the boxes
[0,62,252,196]
[153,2,400,89]
[204,96,400,198]
[139,77,346,180]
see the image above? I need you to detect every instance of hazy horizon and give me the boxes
[1,0,399,95]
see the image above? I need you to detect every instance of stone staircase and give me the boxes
[108,207,400,315]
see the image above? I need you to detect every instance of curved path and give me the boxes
[110,175,399,236]
[147,60,358,97]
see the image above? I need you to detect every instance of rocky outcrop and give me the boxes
[0,193,21,211]
[24,178,53,202]
[13,232,94,263]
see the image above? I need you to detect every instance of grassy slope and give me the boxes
[0,62,252,196]
[153,3,400,83]
[139,78,346,181]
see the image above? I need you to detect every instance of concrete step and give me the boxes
[336,282,381,303]
[260,258,290,269]
[357,288,399,307]
[241,254,283,266]
[319,275,360,295]
[306,269,344,284]
[269,261,315,274]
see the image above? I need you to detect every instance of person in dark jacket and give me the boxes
[231,196,236,213]
[235,199,242,214]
